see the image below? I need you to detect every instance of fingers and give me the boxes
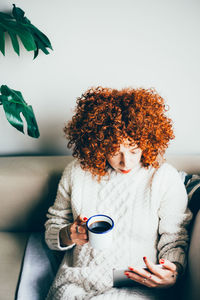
[143,257,164,278]
[76,215,88,224]
[71,223,86,234]
[72,231,88,240]
[159,259,177,272]
[126,266,163,287]
[70,215,88,245]
[128,266,152,280]
[125,257,179,288]
[70,230,88,245]
[124,271,157,288]
[71,215,87,232]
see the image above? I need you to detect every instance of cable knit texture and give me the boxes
[45,160,192,300]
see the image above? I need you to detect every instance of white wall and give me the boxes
[0,0,200,156]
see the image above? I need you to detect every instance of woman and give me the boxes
[45,87,192,299]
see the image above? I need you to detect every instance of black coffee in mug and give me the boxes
[89,221,112,233]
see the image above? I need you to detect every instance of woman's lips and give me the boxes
[119,169,131,174]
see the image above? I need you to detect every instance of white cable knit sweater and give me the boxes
[45,159,192,300]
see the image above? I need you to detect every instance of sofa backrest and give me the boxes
[1,155,200,232]
[0,156,72,232]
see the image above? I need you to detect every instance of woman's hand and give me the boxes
[124,257,179,288]
[60,215,88,246]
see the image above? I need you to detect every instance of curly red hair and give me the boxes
[64,86,175,178]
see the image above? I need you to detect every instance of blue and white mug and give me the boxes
[86,214,114,250]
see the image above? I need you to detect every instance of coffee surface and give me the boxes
[89,221,111,233]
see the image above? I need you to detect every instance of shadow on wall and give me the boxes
[0,120,72,156]
[36,121,70,156]
[30,102,74,156]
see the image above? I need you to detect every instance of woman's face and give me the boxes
[107,142,142,174]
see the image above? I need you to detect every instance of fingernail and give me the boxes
[128,267,134,271]
[124,272,129,276]
[83,217,88,221]
[160,259,165,264]
[143,256,147,261]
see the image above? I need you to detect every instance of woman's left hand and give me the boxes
[124,257,179,288]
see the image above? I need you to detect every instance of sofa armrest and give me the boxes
[184,210,200,300]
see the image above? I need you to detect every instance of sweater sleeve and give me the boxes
[155,163,193,272]
[44,161,75,251]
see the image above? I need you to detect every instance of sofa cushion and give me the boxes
[15,232,66,300]
[0,232,28,300]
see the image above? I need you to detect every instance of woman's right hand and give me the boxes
[60,215,88,246]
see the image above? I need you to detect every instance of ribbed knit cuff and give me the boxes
[45,223,75,251]
[160,249,186,273]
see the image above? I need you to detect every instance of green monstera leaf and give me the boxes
[0,85,40,138]
[0,4,53,58]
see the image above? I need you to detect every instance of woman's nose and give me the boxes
[120,153,129,167]
[119,153,124,166]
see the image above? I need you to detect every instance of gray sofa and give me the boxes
[0,155,200,300]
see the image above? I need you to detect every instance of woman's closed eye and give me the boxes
[112,152,120,157]
[130,150,136,154]
[112,149,137,157]
[130,147,140,154]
